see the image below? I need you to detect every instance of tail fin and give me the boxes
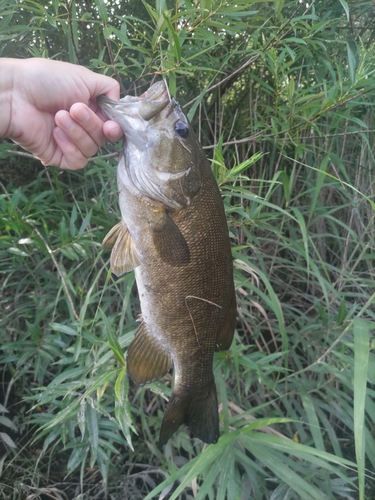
[158,379,219,447]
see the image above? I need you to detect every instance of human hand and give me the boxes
[1,58,123,169]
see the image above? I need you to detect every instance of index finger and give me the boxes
[90,74,120,101]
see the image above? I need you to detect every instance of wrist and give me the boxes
[0,58,17,139]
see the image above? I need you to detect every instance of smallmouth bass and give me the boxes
[97,81,236,447]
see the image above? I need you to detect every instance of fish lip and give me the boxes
[97,94,116,107]
[140,80,169,101]
[97,94,125,121]
[97,94,122,123]
[97,81,170,125]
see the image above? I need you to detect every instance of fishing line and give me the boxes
[184,295,222,347]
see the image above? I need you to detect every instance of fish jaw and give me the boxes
[97,82,170,150]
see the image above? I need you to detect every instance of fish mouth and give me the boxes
[97,81,170,127]
[140,80,170,102]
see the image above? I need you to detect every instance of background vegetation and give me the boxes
[1,0,375,498]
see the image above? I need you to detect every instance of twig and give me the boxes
[5,149,119,163]
[65,0,81,65]
[184,0,316,109]
[5,149,38,159]
[202,132,262,150]
[105,38,127,95]
[26,222,80,321]
[88,152,119,162]
[184,54,260,109]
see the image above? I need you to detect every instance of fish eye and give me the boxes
[174,121,189,139]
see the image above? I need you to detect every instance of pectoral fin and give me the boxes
[102,222,141,276]
[102,222,124,250]
[127,322,172,385]
[151,213,190,265]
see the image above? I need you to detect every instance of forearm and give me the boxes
[0,58,17,138]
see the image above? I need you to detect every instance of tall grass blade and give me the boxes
[353,318,370,500]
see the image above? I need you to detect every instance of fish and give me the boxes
[97,81,236,447]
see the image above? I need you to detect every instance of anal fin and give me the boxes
[127,322,171,385]
[151,213,190,266]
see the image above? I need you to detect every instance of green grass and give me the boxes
[1,0,375,498]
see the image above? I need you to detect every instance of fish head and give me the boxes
[97,81,205,209]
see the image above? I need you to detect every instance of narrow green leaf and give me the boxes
[308,154,329,222]
[83,370,117,398]
[50,323,77,336]
[347,41,358,84]
[353,318,370,500]
[77,399,86,439]
[0,415,17,432]
[41,400,80,430]
[49,367,87,387]
[101,309,126,366]
[249,441,325,500]
[94,0,108,24]
[78,210,92,236]
[0,432,16,448]
[300,388,325,451]
[338,0,350,21]
[87,404,99,467]
[66,445,88,476]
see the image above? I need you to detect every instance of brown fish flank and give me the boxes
[98,82,236,447]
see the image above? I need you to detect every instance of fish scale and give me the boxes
[98,81,236,448]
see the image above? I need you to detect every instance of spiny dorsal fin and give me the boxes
[127,322,172,385]
[151,213,190,265]
[102,222,141,276]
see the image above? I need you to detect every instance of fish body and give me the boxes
[98,82,236,447]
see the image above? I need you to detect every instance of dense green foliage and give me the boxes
[1,0,375,498]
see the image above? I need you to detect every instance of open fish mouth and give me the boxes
[97,81,170,126]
